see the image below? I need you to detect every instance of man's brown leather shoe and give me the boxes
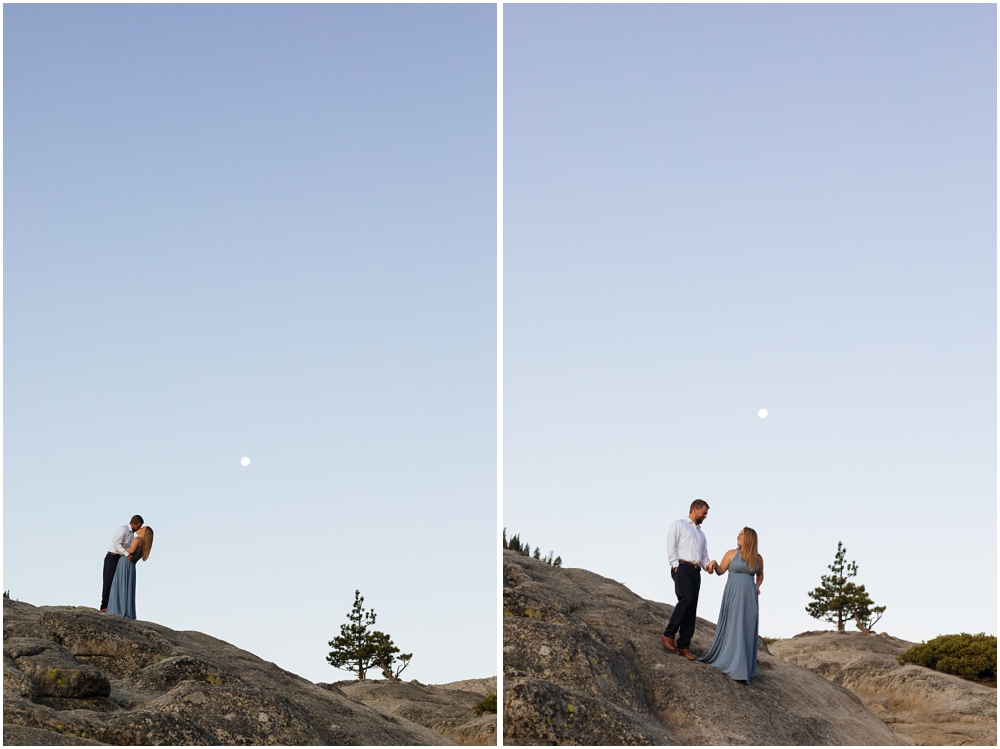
[677,648,697,661]
[660,635,677,652]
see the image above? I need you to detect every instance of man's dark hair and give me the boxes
[130,515,144,526]
[689,499,709,513]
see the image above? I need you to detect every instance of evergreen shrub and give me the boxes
[897,633,997,682]
[473,693,497,715]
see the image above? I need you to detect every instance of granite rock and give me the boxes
[771,631,997,746]
[333,678,496,745]
[3,598,454,745]
[502,549,904,745]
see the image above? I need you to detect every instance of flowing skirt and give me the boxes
[106,555,137,619]
[699,570,758,682]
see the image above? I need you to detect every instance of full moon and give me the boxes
[758,409,768,419]
[240,457,250,467]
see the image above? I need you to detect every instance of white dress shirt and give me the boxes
[666,517,710,571]
[108,525,134,557]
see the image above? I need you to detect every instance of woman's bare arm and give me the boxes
[714,549,737,575]
[755,554,764,594]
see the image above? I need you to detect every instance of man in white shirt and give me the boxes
[101,515,143,612]
[661,499,715,660]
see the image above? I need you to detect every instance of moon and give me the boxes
[240,457,250,467]
[758,409,768,419]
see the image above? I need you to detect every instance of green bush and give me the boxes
[897,633,997,682]
[473,693,497,715]
[760,636,780,646]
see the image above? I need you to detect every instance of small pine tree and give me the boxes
[327,590,378,679]
[370,630,413,682]
[850,584,886,634]
[503,531,564,567]
[806,542,885,633]
[327,591,413,680]
[806,542,857,632]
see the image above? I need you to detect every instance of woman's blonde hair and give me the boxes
[740,527,759,573]
[140,527,154,561]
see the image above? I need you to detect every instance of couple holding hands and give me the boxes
[661,499,764,684]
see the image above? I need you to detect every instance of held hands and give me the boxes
[706,560,718,574]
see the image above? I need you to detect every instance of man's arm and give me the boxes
[110,527,130,557]
[699,531,711,571]
[666,521,681,570]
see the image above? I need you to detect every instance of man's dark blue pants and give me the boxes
[101,552,120,610]
[663,564,700,650]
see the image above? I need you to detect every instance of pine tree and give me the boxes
[806,542,885,633]
[327,591,414,680]
[503,531,564,568]
[850,584,886,634]
[370,630,413,682]
[509,534,522,553]
[327,590,378,679]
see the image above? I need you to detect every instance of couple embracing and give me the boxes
[100,515,155,620]
[660,499,764,684]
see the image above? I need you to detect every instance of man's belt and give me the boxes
[677,560,700,569]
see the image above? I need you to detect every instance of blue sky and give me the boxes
[504,4,996,642]
[4,4,496,684]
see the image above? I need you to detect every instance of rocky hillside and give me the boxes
[330,677,496,745]
[503,549,904,745]
[771,631,997,746]
[2,597,481,745]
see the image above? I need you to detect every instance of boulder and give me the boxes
[38,609,171,679]
[335,678,497,745]
[4,655,37,700]
[771,631,997,746]
[438,677,497,695]
[4,637,111,698]
[3,598,455,745]
[502,549,904,745]
[3,724,104,746]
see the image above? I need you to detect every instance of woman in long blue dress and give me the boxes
[699,527,764,684]
[107,526,154,619]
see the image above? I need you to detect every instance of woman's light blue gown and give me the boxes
[699,549,758,683]
[106,554,137,619]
